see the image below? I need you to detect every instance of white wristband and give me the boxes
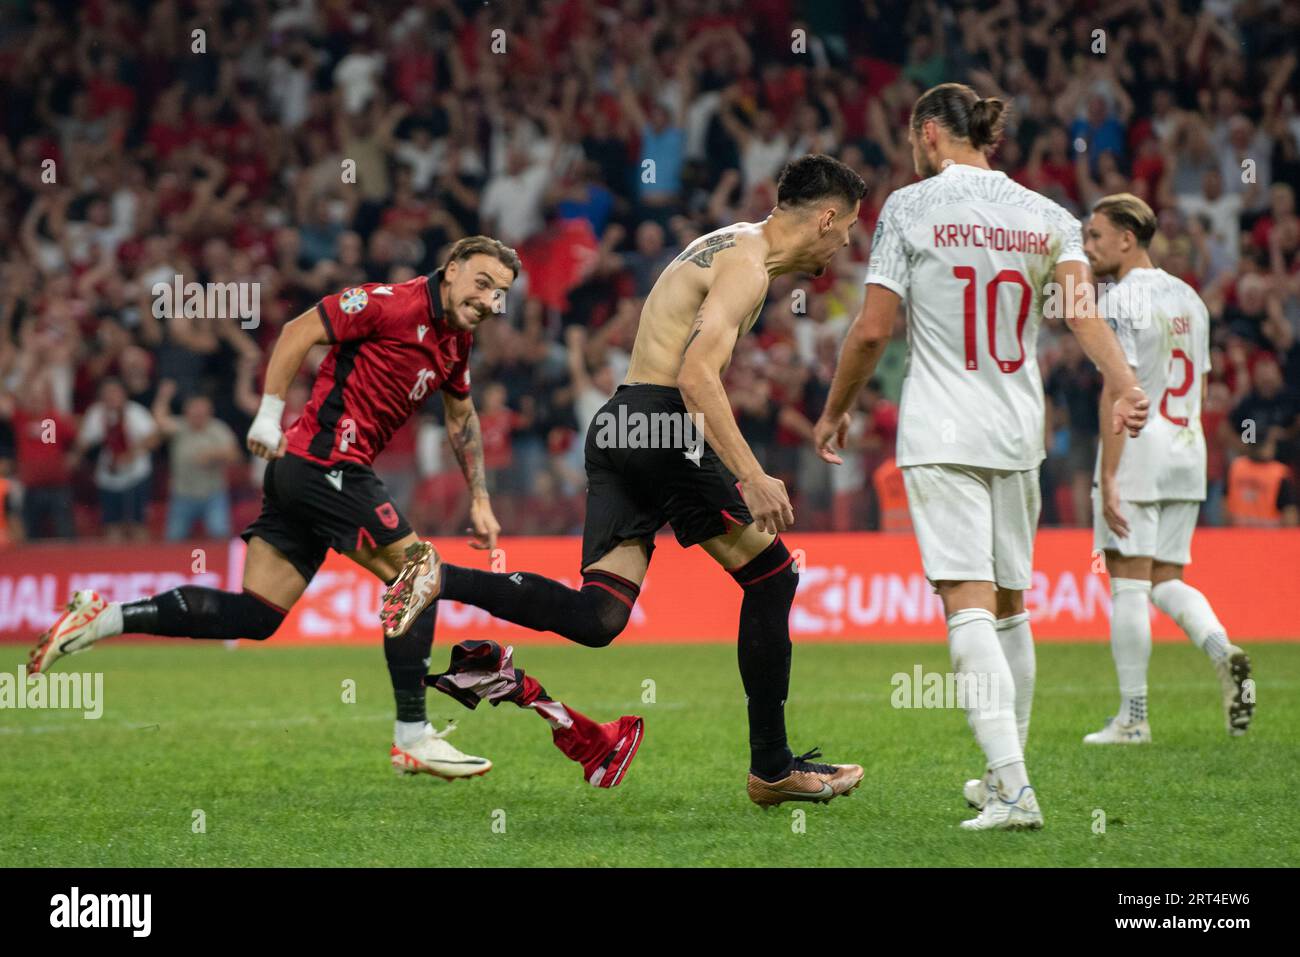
[247,393,286,448]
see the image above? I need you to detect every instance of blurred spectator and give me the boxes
[477,382,523,495]
[1229,355,1298,458]
[153,383,240,541]
[1063,77,1131,176]
[71,378,159,541]
[620,71,688,219]
[720,95,792,193]
[560,325,616,493]
[1177,169,1243,268]
[0,372,77,540]
[1221,274,1283,347]
[621,222,675,298]
[1225,434,1298,527]
[481,122,561,246]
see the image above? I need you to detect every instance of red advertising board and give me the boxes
[1,530,1297,644]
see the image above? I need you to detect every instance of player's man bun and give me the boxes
[442,235,523,278]
[776,154,867,211]
[967,97,1007,151]
[912,83,1008,153]
[1093,193,1158,248]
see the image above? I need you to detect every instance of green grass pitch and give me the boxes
[2,641,1296,867]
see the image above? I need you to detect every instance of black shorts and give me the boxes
[241,453,413,582]
[581,384,753,569]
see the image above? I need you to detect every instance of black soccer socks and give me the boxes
[121,587,286,641]
[439,564,639,648]
[729,539,798,778]
[387,603,436,724]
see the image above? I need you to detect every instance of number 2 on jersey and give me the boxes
[1159,348,1194,426]
[953,266,1031,374]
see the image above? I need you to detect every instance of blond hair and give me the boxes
[1092,193,1157,248]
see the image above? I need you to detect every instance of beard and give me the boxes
[1087,258,1117,278]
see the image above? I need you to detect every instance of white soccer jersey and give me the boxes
[1094,267,1211,502]
[866,164,1087,471]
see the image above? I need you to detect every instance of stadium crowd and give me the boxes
[1,0,1298,545]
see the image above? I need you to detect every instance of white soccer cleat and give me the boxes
[29,590,108,675]
[1083,716,1152,745]
[1216,645,1254,737]
[390,721,491,781]
[963,769,994,810]
[960,785,1043,831]
[381,541,442,639]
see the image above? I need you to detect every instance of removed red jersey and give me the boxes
[285,271,472,467]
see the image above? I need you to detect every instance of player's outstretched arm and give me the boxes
[1056,260,1149,437]
[677,257,793,534]
[814,283,898,464]
[246,307,329,460]
[442,390,499,551]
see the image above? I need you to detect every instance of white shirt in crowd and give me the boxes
[333,51,385,114]
[740,134,792,192]
[480,142,557,246]
[1177,192,1243,266]
[79,400,157,491]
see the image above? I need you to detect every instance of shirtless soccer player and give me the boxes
[1081,193,1254,744]
[813,84,1150,830]
[382,154,868,808]
[30,237,643,787]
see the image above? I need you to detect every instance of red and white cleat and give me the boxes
[381,541,442,639]
[390,721,492,781]
[29,590,107,675]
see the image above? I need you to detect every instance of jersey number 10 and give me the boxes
[953,266,1031,374]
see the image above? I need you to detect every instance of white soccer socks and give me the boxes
[94,601,125,642]
[995,611,1035,752]
[948,608,1028,795]
[1150,579,1230,663]
[1110,578,1152,724]
[394,720,431,749]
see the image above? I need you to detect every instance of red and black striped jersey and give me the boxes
[284,271,472,467]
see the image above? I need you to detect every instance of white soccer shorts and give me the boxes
[902,463,1041,591]
[1092,494,1199,565]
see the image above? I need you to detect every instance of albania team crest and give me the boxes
[375,502,400,529]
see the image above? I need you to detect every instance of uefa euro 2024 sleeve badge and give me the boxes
[340,287,369,314]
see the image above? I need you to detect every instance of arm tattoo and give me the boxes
[682,315,704,357]
[675,231,737,268]
[448,409,488,498]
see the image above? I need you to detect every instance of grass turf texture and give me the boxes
[2,642,1296,867]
